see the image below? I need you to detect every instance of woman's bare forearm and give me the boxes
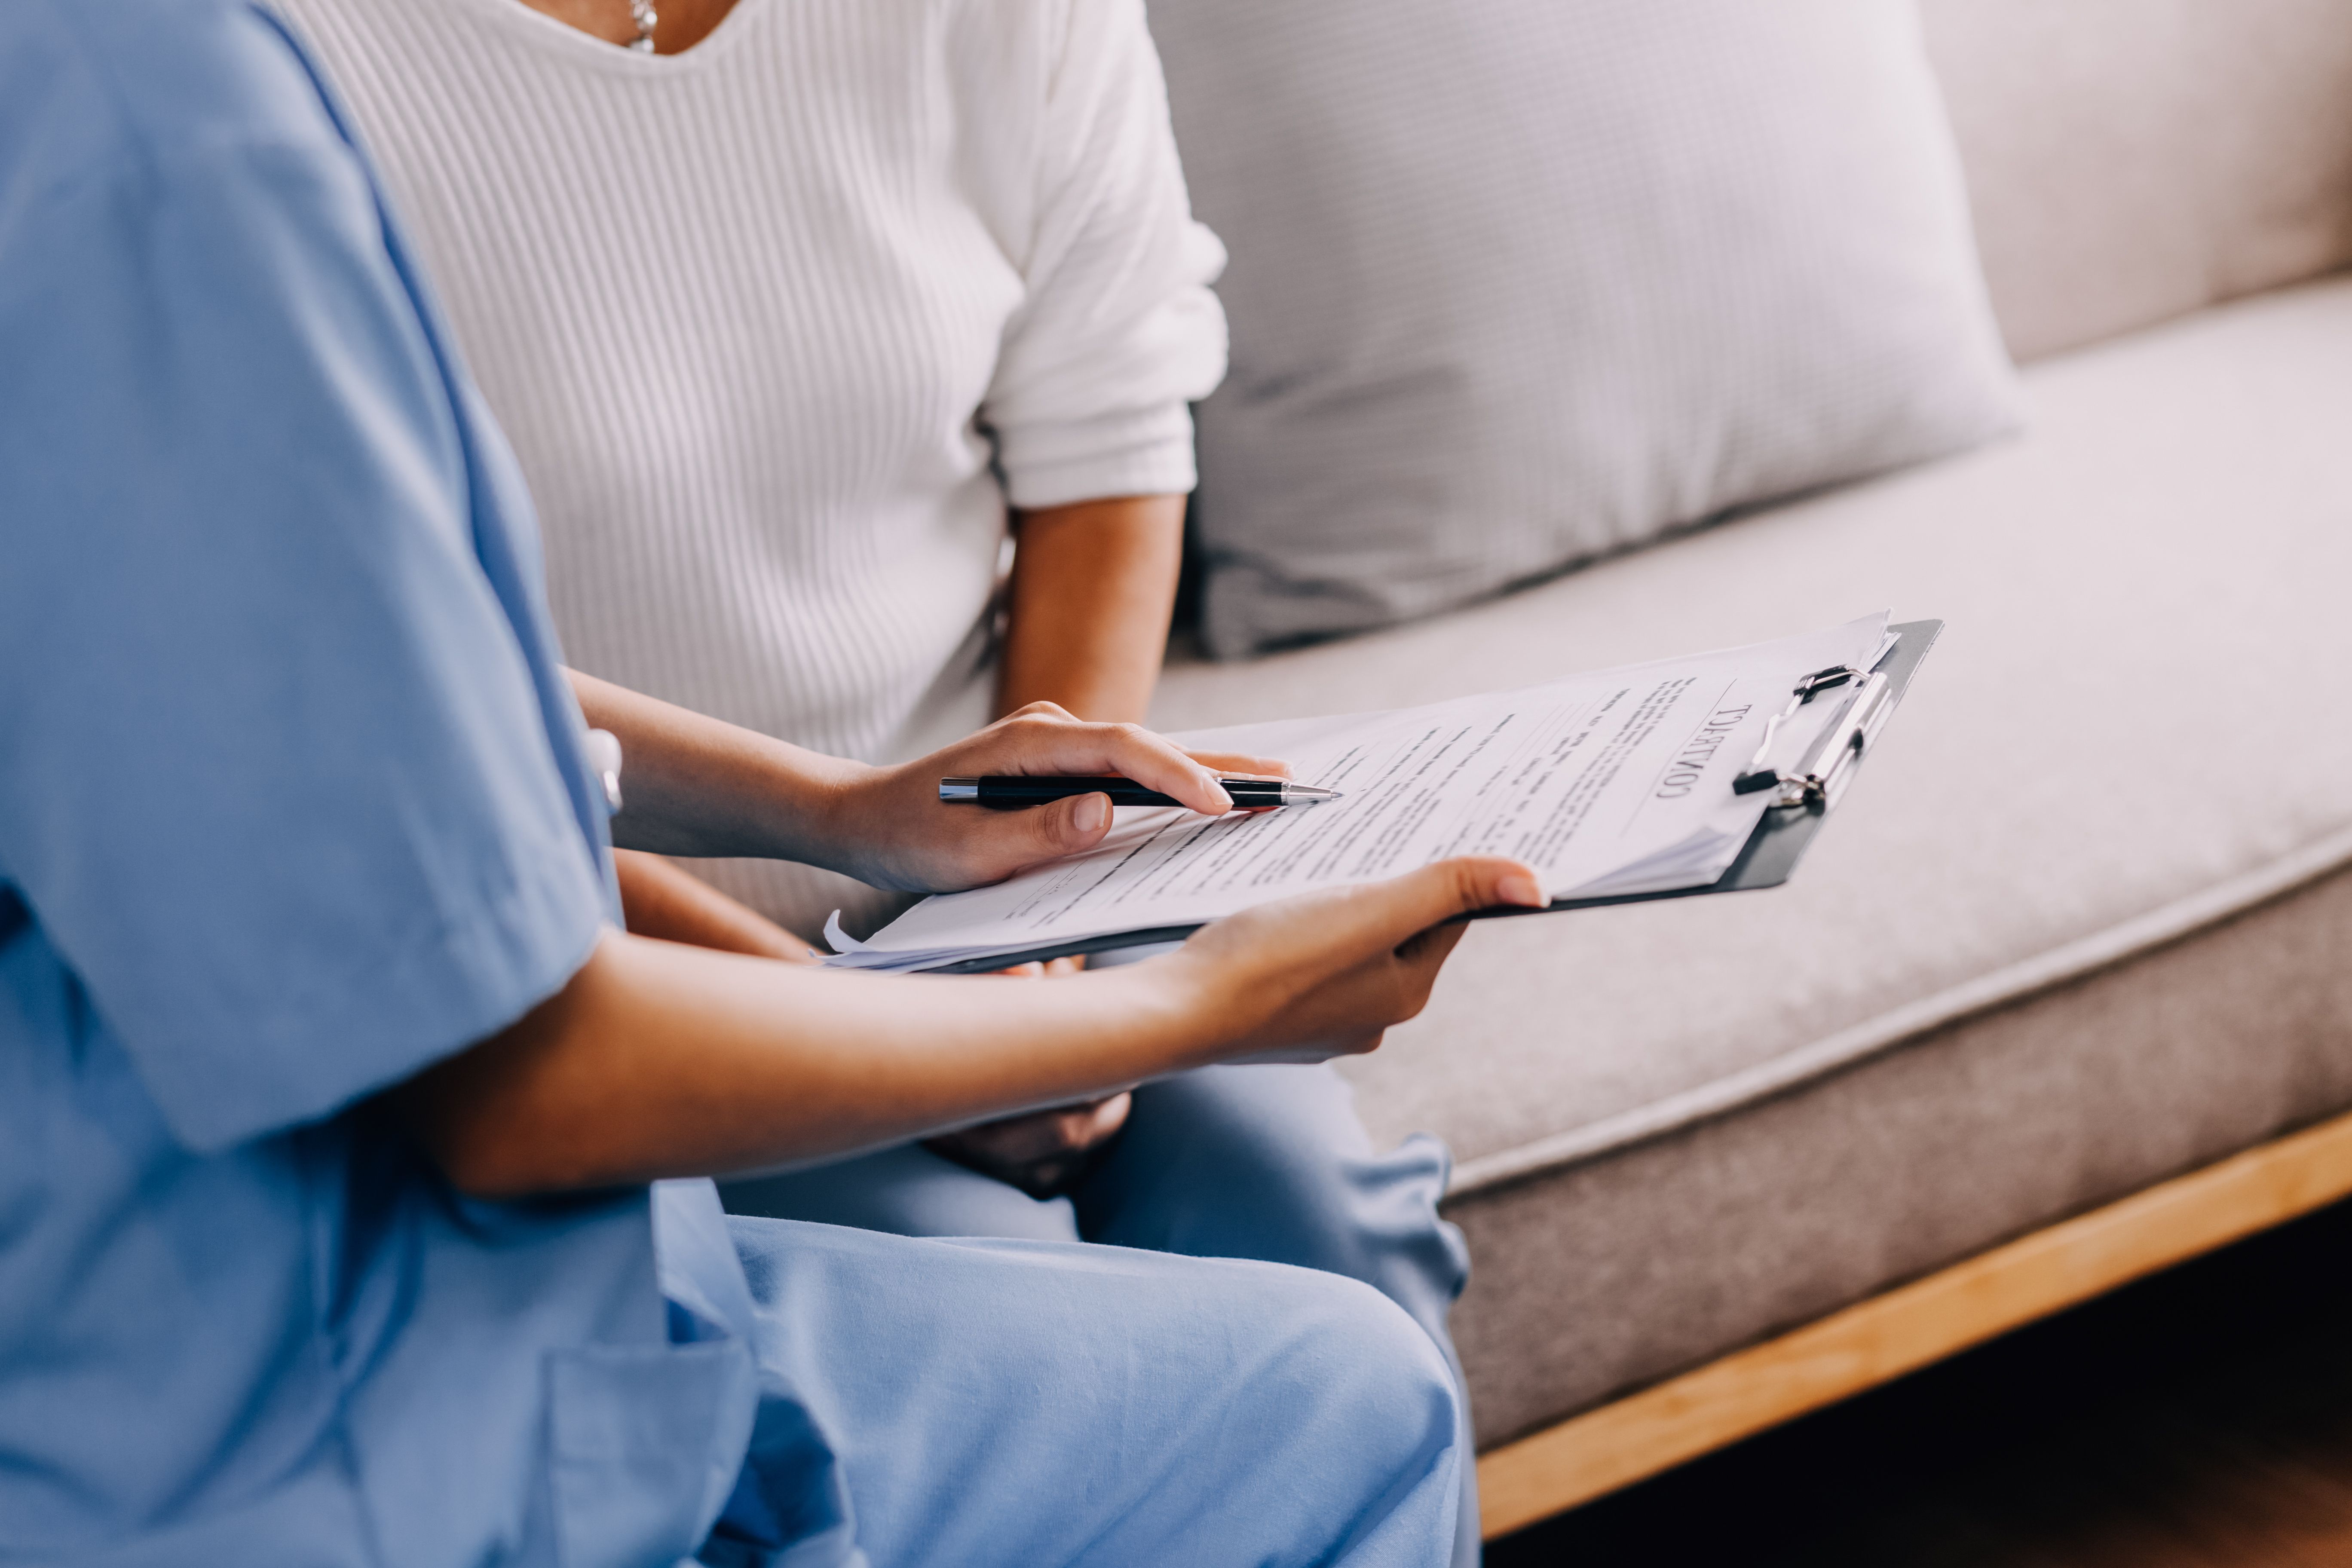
[567,668,861,863]
[389,858,1546,1199]
[995,493,1185,721]
[568,675,1251,897]
[392,930,1207,1196]
[612,848,822,962]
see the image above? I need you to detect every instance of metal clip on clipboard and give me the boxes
[1732,660,1899,812]
[910,619,1942,965]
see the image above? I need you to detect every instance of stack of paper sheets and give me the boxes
[825,614,1893,973]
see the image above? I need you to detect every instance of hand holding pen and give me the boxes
[818,702,1305,895]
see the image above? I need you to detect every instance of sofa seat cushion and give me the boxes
[1150,274,2352,1445]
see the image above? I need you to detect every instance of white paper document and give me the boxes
[827,614,1893,972]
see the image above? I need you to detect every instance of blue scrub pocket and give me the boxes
[547,1338,759,1568]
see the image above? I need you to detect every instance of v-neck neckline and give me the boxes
[451,0,774,75]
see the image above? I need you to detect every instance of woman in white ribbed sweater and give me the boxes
[282,0,1221,1174]
[283,3,1480,1557]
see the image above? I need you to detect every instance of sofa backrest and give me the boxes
[1923,0,2352,362]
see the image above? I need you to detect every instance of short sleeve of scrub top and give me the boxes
[0,4,761,1562]
[0,5,611,1153]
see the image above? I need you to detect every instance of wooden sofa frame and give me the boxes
[1477,1101,2352,1538]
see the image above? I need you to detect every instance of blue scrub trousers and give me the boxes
[725,1215,1461,1566]
[723,1063,1482,1566]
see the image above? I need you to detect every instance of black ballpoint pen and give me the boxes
[939,776,1344,810]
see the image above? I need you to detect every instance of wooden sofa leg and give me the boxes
[1477,1104,2352,1539]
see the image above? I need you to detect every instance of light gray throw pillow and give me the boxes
[1148,0,2023,657]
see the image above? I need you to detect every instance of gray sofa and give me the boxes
[1148,0,2352,1530]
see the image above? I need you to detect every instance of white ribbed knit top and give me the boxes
[276,0,1227,927]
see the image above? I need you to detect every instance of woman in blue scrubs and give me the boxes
[0,2,1542,1563]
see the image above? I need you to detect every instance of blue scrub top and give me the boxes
[0,2,777,1562]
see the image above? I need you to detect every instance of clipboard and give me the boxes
[925,619,1943,972]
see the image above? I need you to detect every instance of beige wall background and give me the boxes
[1922,0,2352,361]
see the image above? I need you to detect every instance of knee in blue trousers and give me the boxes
[723,1062,1481,1565]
